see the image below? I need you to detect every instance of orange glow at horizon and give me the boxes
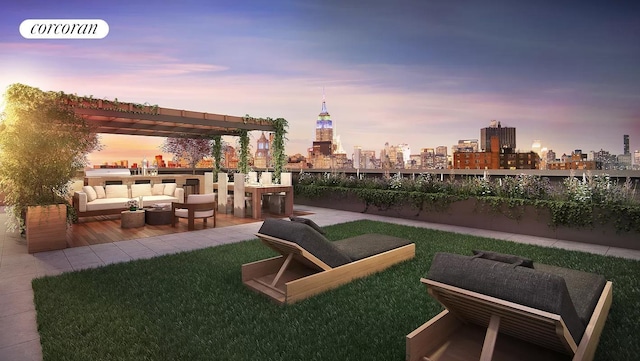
[88,134,172,167]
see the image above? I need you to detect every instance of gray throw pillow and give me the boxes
[289,216,326,235]
[472,249,534,268]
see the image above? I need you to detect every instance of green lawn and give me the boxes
[32,220,640,361]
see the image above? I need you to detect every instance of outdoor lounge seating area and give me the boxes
[73,183,184,218]
[242,217,416,304]
[407,251,613,361]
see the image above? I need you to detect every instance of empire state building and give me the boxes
[312,96,333,156]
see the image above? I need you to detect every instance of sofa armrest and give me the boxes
[73,191,87,212]
[174,187,184,203]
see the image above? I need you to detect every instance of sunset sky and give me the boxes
[1,0,639,166]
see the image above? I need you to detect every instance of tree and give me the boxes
[161,137,212,169]
[0,83,101,231]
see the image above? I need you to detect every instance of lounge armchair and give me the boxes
[171,193,216,231]
[406,251,613,361]
[242,218,415,304]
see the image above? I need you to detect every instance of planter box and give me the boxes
[26,204,68,253]
[295,191,640,251]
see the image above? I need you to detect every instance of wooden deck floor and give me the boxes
[68,210,310,248]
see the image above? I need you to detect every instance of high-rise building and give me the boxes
[546,149,556,162]
[452,139,479,153]
[421,147,448,169]
[593,149,617,170]
[308,92,349,169]
[398,143,411,167]
[624,134,630,155]
[453,136,538,170]
[480,120,516,151]
[309,94,333,167]
[353,146,362,169]
[420,148,435,169]
[547,150,595,170]
[634,150,640,170]
[315,95,332,143]
[362,150,376,169]
[409,154,422,169]
[436,146,448,157]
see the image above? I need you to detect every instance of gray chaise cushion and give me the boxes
[534,263,606,326]
[427,252,585,343]
[289,216,326,235]
[472,249,534,268]
[258,218,352,268]
[334,234,414,260]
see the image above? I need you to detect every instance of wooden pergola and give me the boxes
[66,98,275,138]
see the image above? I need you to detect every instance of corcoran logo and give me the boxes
[20,19,109,39]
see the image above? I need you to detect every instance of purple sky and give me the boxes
[1,0,639,166]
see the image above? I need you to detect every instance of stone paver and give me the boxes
[1,205,639,360]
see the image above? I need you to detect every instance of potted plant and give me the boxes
[0,84,101,253]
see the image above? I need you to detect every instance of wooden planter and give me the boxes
[26,204,68,253]
[295,190,640,250]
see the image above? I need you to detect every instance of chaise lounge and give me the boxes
[406,251,613,361]
[242,218,415,304]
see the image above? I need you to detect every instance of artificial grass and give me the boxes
[32,220,640,361]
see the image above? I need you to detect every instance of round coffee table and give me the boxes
[121,210,145,229]
[145,207,173,225]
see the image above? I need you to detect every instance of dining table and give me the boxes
[213,182,294,219]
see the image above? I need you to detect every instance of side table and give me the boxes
[145,207,173,225]
[121,210,145,229]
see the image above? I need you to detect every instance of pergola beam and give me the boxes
[71,104,275,138]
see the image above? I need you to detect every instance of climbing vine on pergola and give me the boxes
[240,115,289,182]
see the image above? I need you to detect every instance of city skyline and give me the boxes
[1,1,639,166]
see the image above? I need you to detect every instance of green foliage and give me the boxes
[237,129,249,174]
[293,172,640,232]
[32,220,640,360]
[211,135,222,181]
[269,117,288,183]
[0,83,101,231]
[63,93,159,115]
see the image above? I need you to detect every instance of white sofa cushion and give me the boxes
[105,184,129,198]
[94,186,106,199]
[141,195,178,208]
[85,198,131,212]
[174,209,214,218]
[163,183,177,196]
[82,186,98,202]
[131,184,153,198]
[152,183,165,195]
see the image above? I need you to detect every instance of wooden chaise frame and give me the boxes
[242,233,415,304]
[406,279,613,361]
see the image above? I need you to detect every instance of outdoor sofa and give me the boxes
[73,183,184,218]
[406,251,613,361]
[242,217,415,304]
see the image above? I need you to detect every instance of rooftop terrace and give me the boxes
[1,205,639,360]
